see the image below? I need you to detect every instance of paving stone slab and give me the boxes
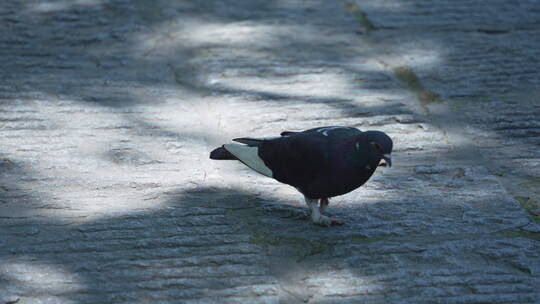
[1,0,539,303]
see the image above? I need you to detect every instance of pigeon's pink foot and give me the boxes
[312,214,345,227]
[330,217,345,226]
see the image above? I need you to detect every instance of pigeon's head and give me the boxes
[364,131,393,167]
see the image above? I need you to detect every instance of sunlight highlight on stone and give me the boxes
[361,0,412,12]
[26,0,103,13]
[305,269,386,301]
[0,258,83,298]
[400,47,445,72]
[0,95,200,223]
[210,72,354,98]
[188,22,278,46]
[132,18,280,56]
[373,47,443,73]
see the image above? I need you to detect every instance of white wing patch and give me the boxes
[223,144,273,177]
[317,126,353,137]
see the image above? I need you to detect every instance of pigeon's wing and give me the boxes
[250,127,359,138]
[233,137,263,146]
[263,127,366,189]
[302,126,361,135]
[223,132,330,186]
[233,136,281,146]
[223,127,362,188]
[257,133,331,187]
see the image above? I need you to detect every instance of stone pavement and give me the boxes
[0,0,539,303]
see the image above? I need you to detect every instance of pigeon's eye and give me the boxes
[371,142,382,150]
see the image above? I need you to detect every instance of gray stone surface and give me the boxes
[1,0,539,303]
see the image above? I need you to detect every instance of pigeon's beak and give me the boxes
[380,154,392,167]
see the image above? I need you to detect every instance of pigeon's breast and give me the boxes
[301,161,378,199]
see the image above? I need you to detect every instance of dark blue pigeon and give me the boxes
[210,126,393,226]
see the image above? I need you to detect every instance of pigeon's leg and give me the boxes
[306,198,330,226]
[305,197,343,227]
[319,197,329,214]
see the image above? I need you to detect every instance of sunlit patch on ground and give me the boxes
[0,257,83,301]
[25,0,104,14]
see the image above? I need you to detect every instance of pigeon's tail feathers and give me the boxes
[280,131,297,136]
[210,146,238,160]
[223,144,273,177]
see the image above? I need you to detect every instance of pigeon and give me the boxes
[209,126,393,226]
